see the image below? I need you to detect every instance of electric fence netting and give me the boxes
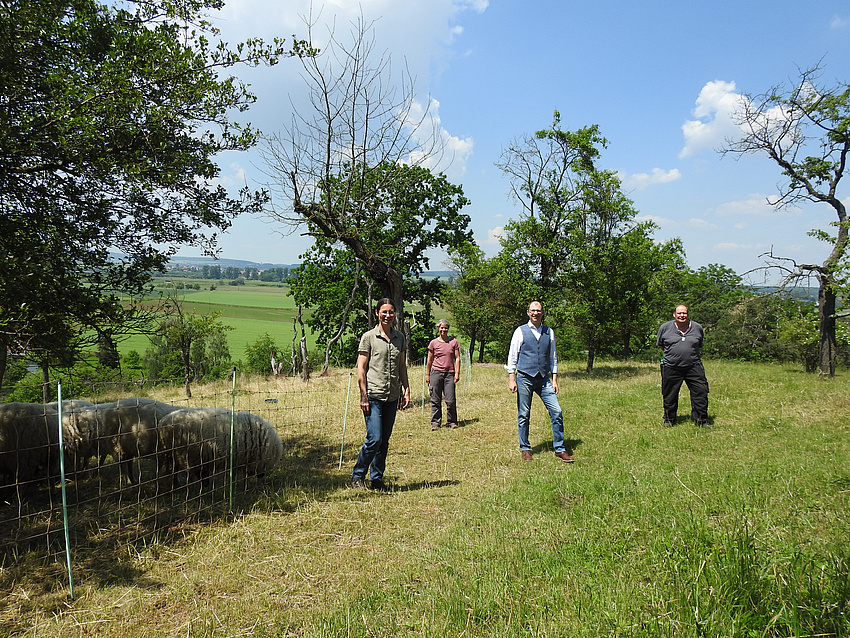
[0,356,464,599]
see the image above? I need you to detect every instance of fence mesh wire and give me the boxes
[0,360,443,595]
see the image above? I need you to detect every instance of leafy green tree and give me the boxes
[444,244,535,363]
[779,302,850,371]
[496,116,605,296]
[149,301,233,396]
[667,264,746,333]
[0,0,306,387]
[723,66,850,375]
[288,249,368,369]
[244,333,283,376]
[498,114,684,371]
[708,296,797,362]
[287,161,471,327]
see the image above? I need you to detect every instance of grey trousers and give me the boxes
[429,370,457,427]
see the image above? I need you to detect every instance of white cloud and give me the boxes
[635,213,667,225]
[712,194,793,217]
[714,242,769,252]
[405,98,474,180]
[620,168,681,190]
[485,226,503,244]
[689,217,717,229]
[679,80,748,159]
[831,15,849,29]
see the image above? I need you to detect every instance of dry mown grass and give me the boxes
[3,360,849,637]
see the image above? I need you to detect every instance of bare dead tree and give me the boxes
[722,65,850,376]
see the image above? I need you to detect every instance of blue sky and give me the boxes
[195,0,850,284]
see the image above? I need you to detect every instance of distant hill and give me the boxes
[167,255,453,278]
[168,255,299,270]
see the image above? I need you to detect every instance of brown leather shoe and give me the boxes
[554,451,574,463]
[521,450,533,461]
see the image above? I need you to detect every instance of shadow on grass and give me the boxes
[530,438,583,457]
[0,428,459,618]
[0,438,334,621]
[560,364,650,379]
[395,479,461,492]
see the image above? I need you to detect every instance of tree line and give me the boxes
[1,1,848,400]
[154,266,294,282]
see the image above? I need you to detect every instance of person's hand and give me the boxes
[399,388,411,410]
[360,397,370,415]
[508,377,517,393]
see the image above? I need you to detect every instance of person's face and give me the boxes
[674,306,689,322]
[527,303,544,325]
[376,303,395,327]
[438,323,449,338]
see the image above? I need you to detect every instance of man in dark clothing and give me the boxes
[656,305,711,428]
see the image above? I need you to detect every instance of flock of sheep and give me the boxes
[0,398,284,490]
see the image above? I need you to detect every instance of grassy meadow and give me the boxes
[120,282,314,359]
[5,360,849,637]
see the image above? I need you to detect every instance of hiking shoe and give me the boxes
[521,450,533,461]
[662,419,675,427]
[554,451,575,463]
[370,479,390,492]
[349,478,367,489]
[431,424,440,431]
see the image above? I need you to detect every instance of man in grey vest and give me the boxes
[505,301,573,462]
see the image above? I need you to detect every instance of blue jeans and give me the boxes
[352,398,398,482]
[516,372,565,452]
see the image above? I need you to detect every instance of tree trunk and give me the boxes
[621,332,632,358]
[468,327,477,365]
[0,343,7,391]
[181,348,192,397]
[41,359,51,404]
[478,339,485,364]
[290,316,298,376]
[817,275,837,377]
[586,343,596,374]
[378,266,405,332]
[298,306,310,382]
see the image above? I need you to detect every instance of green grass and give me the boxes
[119,283,316,359]
[3,361,849,637]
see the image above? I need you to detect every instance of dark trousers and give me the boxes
[429,370,457,427]
[661,362,709,422]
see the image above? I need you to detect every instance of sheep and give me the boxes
[161,408,283,486]
[58,401,117,476]
[103,398,181,485]
[0,402,61,487]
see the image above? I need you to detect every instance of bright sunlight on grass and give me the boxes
[6,360,850,637]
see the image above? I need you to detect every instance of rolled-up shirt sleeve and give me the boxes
[549,329,558,374]
[504,326,524,374]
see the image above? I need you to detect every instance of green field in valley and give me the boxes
[120,282,316,360]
